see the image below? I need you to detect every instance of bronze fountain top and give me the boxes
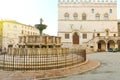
[35,18,47,35]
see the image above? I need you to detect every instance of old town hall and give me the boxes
[58,0,119,52]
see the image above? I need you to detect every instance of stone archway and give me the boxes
[73,32,79,44]
[98,40,106,51]
[107,40,115,49]
[117,40,120,50]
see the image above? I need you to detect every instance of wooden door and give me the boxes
[73,32,79,44]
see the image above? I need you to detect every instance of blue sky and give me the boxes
[0,0,119,36]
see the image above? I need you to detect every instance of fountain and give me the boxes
[0,18,86,80]
[35,18,47,35]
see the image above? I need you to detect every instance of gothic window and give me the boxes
[64,12,69,20]
[65,33,69,39]
[91,9,94,13]
[83,33,87,39]
[73,13,78,20]
[82,13,86,20]
[104,13,109,20]
[96,13,100,20]
[109,9,112,13]
[106,0,108,2]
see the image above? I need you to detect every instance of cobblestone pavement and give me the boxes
[50,52,120,80]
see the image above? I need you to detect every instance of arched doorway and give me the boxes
[117,40,120,50]
[73,32,79,44]
[107,40,115,49]
[98,40,106,51]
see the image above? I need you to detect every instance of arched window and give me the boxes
[109,9,112,13]
[102,0,104,2]
[73,13,78,20]
[64,13,69,20]
[106,0,108,2]
[82,13,86,20]
[96,13,100,20]
[91,9,94,13]
[104,13,109,20]
[97,0,100,2]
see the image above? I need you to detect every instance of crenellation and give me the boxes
[58,0,117,3]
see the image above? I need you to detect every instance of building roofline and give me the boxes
[0,19,34,27]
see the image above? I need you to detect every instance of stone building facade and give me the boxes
[58,0,118,52]
[0,20,39,50]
